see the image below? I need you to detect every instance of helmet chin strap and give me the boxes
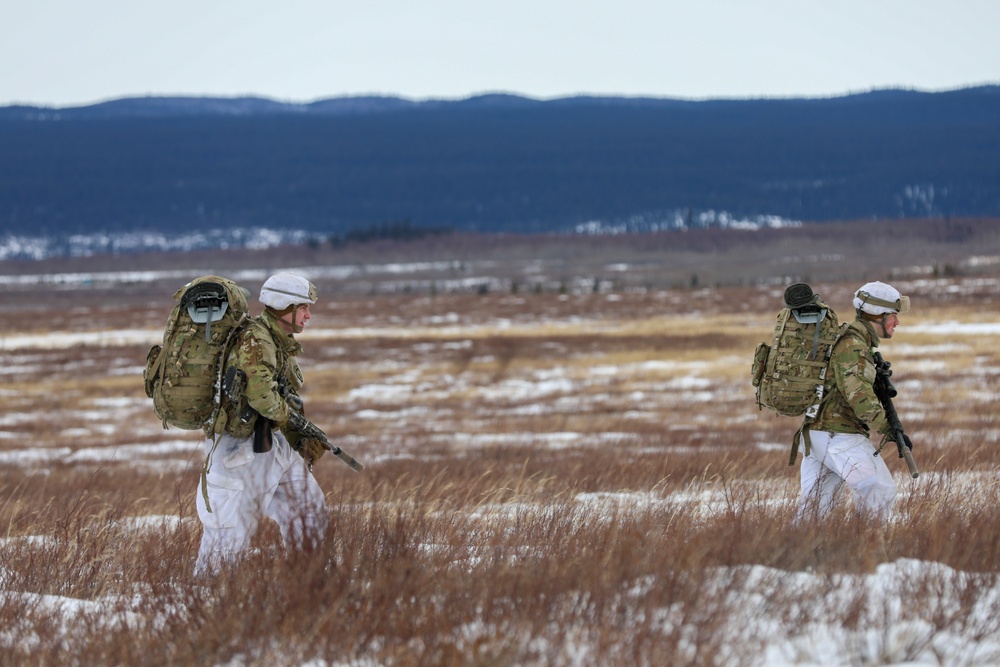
[858,310,893,338]
[872,313,894,338]
[276,305,305,334]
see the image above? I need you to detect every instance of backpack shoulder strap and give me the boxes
[206,312,253,433]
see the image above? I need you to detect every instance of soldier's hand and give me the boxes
[298,437,327,467]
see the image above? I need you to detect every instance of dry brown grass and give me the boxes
[2,223,1000,665]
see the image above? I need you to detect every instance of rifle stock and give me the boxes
[873,352,919,479]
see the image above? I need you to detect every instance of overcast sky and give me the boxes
[2,0,998,107]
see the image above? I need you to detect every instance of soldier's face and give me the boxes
[297,304,312,329]
[277,304,312,334]
[881,313,899,338]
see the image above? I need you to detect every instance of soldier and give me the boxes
[194,272,329,575]
[796,281,912,520]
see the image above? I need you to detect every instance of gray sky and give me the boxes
[2,0,998,107]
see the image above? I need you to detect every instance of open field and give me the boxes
[1,220,1000,665]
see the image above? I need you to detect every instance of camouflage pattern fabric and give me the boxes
[145,275,250,431]
[218,309,304,439]
[808,318,890,438]
[753,299,841,417]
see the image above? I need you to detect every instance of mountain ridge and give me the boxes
[1,86,998,238]
[5,85,998,118]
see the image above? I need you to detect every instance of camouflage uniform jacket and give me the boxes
[809,318,889,438]
[217,309,304,439]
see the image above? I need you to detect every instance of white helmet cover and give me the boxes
[853,281,910,316]
[259,273,317,310]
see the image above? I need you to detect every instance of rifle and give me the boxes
[225,367,364,472]
[286,410,364,473]
[276,375,364,473]
[872,352,919,479]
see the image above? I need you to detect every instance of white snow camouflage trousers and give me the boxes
[796,430,897,520]
[194,431,328,575]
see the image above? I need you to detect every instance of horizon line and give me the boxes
[4,81,999,111]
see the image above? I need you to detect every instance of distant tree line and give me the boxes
[329,220,454,247]
[1,87,998,237]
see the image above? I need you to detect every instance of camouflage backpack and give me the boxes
[143,276,251,431]
[751,283,844,418]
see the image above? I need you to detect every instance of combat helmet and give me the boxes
[260,273,317,333]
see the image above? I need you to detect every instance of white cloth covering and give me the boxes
[797,430,897,520]
[195,431,328,575]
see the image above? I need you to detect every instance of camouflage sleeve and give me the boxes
[278,359,306,445]
[233,329,291,426]
[283,358,305,401]
[832,336,889,436]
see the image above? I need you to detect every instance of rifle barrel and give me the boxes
[901,446,919,479]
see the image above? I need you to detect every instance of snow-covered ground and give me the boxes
[3,270,1000,665]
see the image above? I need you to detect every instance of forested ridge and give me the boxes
[1,86,998,236]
